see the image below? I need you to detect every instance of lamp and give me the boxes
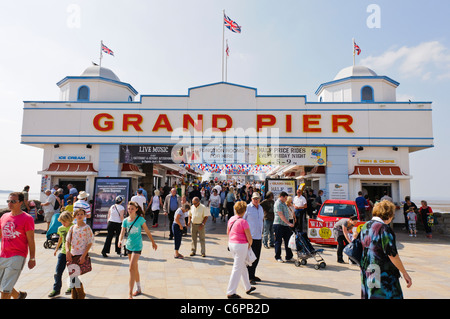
[54,144,59,148]
[86,144,92,149]
[357,146,364,151]
[393,146,398,151]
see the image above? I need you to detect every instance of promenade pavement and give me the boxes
[14,213,450,300]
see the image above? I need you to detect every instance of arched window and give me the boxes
[77,85,90,101]
[361,86,374,102]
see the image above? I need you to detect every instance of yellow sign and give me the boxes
[257,146,326,165]
[319,227,332,239]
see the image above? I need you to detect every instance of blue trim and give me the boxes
[315,76,400,95]
[20,141,435,148]
[361,85,374,103]
[57,76,138,95]
[77,85,90,101]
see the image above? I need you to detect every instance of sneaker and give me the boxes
[276,258,285,263]
[48,290,60,298]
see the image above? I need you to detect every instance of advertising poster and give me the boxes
[265,178,297,198]
[328,183,349,200]
[92,177,132,230]
[120,145,186,164]
[257,146,326,166]
[308,219,366,245]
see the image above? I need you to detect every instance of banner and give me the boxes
[120,145,186,164]
[265,178,297,198]
[257,147,326,166]
[92,177,132,230]
[308,219,365,245]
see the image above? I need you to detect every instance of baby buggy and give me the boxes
[294,230,326,270]
[43,213,62,249]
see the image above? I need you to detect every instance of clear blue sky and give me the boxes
[0,0,449,200]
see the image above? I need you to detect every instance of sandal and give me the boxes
[132,290,142,297]
[174,254,184,259]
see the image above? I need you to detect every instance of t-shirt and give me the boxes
[0,212,35,258]
[293,195,307,208]
[173,208,186,227]
[66,224,94,256]
[189,204,211,224]
[407,212,417,224]
[151,196,161,211]
[333,218,352,239]
[131,195,147,211]
[273,199,290,226]
[73,199,91,218]
[122,216,146,252]
[355,196,368,209]
[209,194,221,208]
[228,216,250,244]
[57,225,71,254]
[43,194,56,214]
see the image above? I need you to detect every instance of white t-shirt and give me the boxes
[293,195,307,208]
[209,194,221,208]
[109,204,125,223]
[43,194,56,214]
[131,195,147,211]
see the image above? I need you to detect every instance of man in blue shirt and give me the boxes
[243,192,264,284]
[355,191,368,220]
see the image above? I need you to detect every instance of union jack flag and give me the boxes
[354,41,361,55]
[102,43,114,56]
[224,13,241,33]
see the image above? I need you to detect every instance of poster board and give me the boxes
[265,178,297,198]
[92,177,132,230]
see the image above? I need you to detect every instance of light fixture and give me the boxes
[86,144,92,149]
[54,144,59,148]
[393,146,398,151]
[357,146,364,151]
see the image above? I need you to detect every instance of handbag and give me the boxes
[343,232,363,266]
[67,255,92,278]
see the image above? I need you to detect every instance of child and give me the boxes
[64,199,73,213]
[406,207,417,237]
[66,208,94,299]
[119,201,157,299]
[48,211,74,297]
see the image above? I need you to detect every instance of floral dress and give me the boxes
[359,218,403,299]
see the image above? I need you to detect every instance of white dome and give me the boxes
[81,65,121,82]
[333,65,377,80]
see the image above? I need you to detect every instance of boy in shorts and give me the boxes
[407,207,417,237]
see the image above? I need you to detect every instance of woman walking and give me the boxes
[101,196,125,257]
[119,201,158,299]
[148,190,163,228]
[226,201,255,299]
[360,200,412,299]
[173,203,191,259]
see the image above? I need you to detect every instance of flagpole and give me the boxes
[352,38,355,66]
[225,39,228,82]
[222,10,225,82]
[99,40,103,68]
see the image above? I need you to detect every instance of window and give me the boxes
[361,86,374,102]
[77,86,90,101]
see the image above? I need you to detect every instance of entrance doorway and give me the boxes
[361,182,392,203]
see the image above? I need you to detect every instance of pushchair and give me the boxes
[294,230,326,270]
[43,213,61,249]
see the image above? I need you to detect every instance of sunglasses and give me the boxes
[6,200,19,204]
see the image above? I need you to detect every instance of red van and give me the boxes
[307,199,365,245]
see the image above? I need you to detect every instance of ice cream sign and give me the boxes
[55,154,91,162]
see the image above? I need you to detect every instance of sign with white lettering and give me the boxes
[54,154,91,162]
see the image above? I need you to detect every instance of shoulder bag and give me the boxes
[66,226,92,278]
[343,231,363,266]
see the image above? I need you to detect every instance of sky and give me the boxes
[0,0,449,200]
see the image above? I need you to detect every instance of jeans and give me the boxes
[53,253,66,292]
[102,221,122,255]
[336,235,349,262]
[172,223,183,251]
[273,224,293,260]
[263,219,274,246]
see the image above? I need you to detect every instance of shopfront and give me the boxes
[21,64,433,223]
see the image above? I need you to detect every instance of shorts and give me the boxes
[125,248,142,255]
[210,207,220,218]
[44,211,55,223]
[0,256,26,293]
[409,223,416,232]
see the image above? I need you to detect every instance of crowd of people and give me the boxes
[0,182,437,299]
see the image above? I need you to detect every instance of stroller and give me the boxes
[293,230,326,270]
[43,213,62,249]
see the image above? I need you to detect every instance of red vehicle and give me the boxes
[307,199,365,245]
